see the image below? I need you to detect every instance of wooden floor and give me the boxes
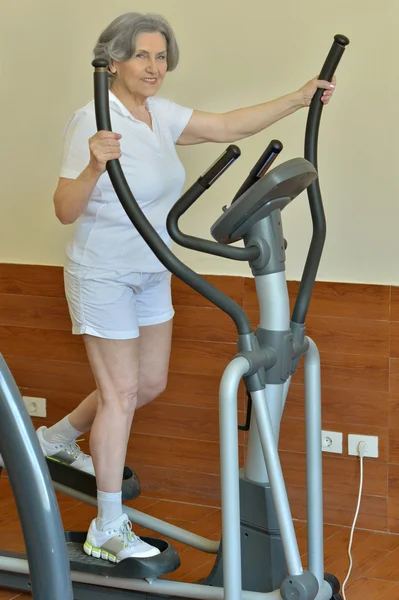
[1,476,399,599]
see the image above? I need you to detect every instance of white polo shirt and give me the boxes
[60,91,193,272]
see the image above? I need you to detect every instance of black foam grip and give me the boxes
[199,145,241,189]
[231,139,284,203]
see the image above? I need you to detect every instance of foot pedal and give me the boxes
[65,531,180,578]
[46,459,140,501]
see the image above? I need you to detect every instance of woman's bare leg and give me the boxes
[64,319,173,434]
[83,336,139,493]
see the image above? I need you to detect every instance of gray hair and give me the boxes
[93,12,179,85]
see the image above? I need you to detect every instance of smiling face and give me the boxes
[110,31,168,101]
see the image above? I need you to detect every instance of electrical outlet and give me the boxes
[321,430,343,454]
[22,396,47,418]
[348,434,378,458]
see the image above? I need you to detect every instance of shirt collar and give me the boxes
[108,90,153,123]
[108,90,131,117]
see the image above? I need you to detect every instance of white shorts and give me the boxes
[64,262,174,340]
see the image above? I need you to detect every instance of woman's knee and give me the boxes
[100,384,139,415]
[83,335,141,416]
[138,373,168,406]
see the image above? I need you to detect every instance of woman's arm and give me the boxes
[177,77,336,146]
[53,167,102,225]
[54,131,122,224]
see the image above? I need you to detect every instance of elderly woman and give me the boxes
[38,12,337,562]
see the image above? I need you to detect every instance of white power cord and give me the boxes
[341,441,366,599]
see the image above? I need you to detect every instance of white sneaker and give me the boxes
[84,514,160,563]
[0,426,95,476]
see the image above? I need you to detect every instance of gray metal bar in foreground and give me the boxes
[0,556,334,599]
[0,354,73,600]
[219,356,250,600]
[280,376,292,417]
[245,271,292,485]
[245,412,269,484]
[250,388,303,577]
[0,556,281,600]
[245,383,286,485]
[263,384,286,439]
[53,482,219,554]
[304,338,324,586]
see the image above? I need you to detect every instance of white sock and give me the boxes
[42,416,83,446]
[96,490,123,530]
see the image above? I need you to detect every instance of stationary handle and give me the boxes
[232,139,284,203]
[292,34,350,325]
[199,145,241,189]
[166,146,260,262]
[91,60,252,335]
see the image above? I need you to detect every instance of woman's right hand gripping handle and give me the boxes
[88,130,122,176]
[53,131,122,225]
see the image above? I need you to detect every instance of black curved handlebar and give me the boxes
[292,34,350,324]
[166,139,283,257]
[92,59,252,335]
[166,146,261,262]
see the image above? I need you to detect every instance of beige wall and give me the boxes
[0,0,396,283]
